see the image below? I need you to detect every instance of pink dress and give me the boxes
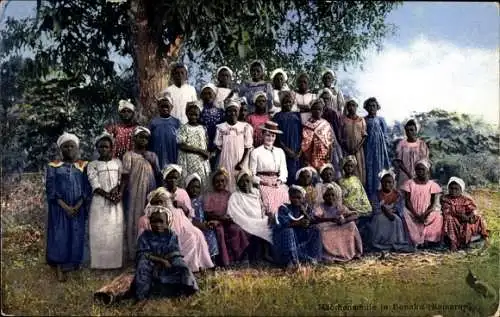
[396,139,429,187]
[215,122,253,192]
[401,180,443,246]
[247,113,270,148]
[137,188,214,272]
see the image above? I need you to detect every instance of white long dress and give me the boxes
[295,92,316,124]
[163,84,198,124]
[87,159,124,269]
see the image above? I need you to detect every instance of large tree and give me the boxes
[1,0,399,121]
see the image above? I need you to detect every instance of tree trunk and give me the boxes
[128,0,183,123]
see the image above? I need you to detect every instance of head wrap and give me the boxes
[270,68,288,82]
[57,132,79,148]
[342,155,358,168]
[289,185,306,197]
[186,100,202,112]
[217,66,233,79]
[225,99,241,111]
[162,164,183,180]
[236,168,252,184]
[447,176,465,192]
[156,92,174,105]
[134,126,151,136]
[249,59,266,72]
[144,204,173,226]
[319,163,334,176]
[415,159,431,170]
[94,131,114,146]
[201,83,218,94]
[403,117,421,134]
[321,69,336,80]
[378,168,396,180]
[118,99,135,112]
[147,187,172,205]
[185,173,202,188]
[214,167,230,179]
[278,90,295,104]
[322,183,343,205]
[295,166,317,181]
[309,98,325,109]
[252,91,268,104]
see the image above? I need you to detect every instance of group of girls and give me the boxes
[45,60,488,304]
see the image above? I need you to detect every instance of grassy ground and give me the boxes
[1,179,499,316]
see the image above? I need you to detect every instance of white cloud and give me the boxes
[340,35,499,126]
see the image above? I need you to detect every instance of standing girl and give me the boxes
[87,132,124,269]
[363,97,391,201]
[215,66,236,107]
[177,102,211,187]
[269,68,290,116]
[163,63,198,124]
[294,73,316,124]
[105,99,137,159]
[238,60,273,114]
[46,132,91,281]
[318,88,343,180]
[246,92,270,148]
[214,100,253,192]
[200,83,226,171]
[319,69,345,113]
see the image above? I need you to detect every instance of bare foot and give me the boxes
[57,266,67,282]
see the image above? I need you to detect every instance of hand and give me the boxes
[207,220,220,228]
[162,259,171,268]
[335,216,345,225]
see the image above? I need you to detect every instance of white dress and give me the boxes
[87,159,124,269]
[163,84,198,124]
[295,92,316,124]
[215,87,235,109]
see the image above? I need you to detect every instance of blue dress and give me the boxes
[200,104,225,170]
[272,204,322,266]
[274,111,303,186]
[132,230,199,300]
[148,116,180,169]
[45,161,91,271]
[191,197,219,257]
[364,116,390,201]
[238,81,273,114]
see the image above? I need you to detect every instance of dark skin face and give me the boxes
[172,67,187,87]
[322,72,335,87]
[405,123,418,141]
[237,174,252,193]
[158,100,172,117]
[187,179,202,199]
[186,106,200,125]
[119,108,134,123]
[164,170,180,191]
[213,173,227,192]
[345,101,357,116]
[238,104,248,121]
[365,101,378,117]
[150,212,167,233]
[255,96,267,113]
[298,171,312,187]
[201,88,216,104]
[323,189,336,206]
[281,94,293,112]
[381,175,395,193]
[415,164,428,181]
[320,168,335,183]
[448,182,462,197]
[97,139,112,161]
[60,141,78,162]
[218,69,231,88]
[250,63,264,82]
[297,75,308,93]
[289,191,304,207]
[273,73,285,90]
[311,102,323,120]
[226,106,238,124]
[134,132,149,149]
[343,161,355,177]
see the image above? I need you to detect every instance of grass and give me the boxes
[1,186,499,316]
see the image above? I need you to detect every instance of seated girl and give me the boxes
[313,183,362,262]
[272,186,322,270]
[295,166,319,206]
[131,206,198,307]
[401,160,443,248]
[370,169,414,252]
[441,177,488,251]
[204,168,250,267]
[314,163,343,206]
[185,173,219,261]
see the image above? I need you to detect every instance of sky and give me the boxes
[1,1,499,125]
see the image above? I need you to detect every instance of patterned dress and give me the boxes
[441,194,488,249]
[45,160,91,271]
[87,159,124,269]
[272,204,322,266]
[191,197,219,257]
[401,179,443,246]
[301,118,334,170]
[132,230,198,300]
[105,123,137,159]
[395,139,429,187]
[247,113,270,148]
[274,111,303,186]
[338,176,372,215]
[177,124,211,187]
[313,203,363,262]
[200,104,225,171]
[148,116,180,170]
[340,115,367,185]
[364,116,391,201]
[204,191,250,266]
[322,108,343,180]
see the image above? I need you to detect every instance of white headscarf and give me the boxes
[94,130,114,146]
[249,59,266,73]
[57,132,79,148]
[252,91,268,104]
[236,168,252,184]
[156,92,174,105]
[134,126,151,136]
[185,173,202,188]
[321,69,336,80]
[225,99,241,111]
[447,176,465,192]
[378,168,396,180]
[318,87,334,99]
[217,66,234,79]
[201,83,218,94]
[295,166,317,181]
[118,99,135,112]
[270,68,288,82]
[415,159,431,170]
[162,164,183,180]
[143,204,173,225]
[318,163,334,176]
[289,184,306,197]
[403,117,421,133]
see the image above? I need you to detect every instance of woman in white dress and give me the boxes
[249,121,290,215]
[87,132,124,269]
[294,73,316,124]
[269,68,290,116]
[215,66,237,108]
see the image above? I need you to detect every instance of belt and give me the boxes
[257,172,279,176]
